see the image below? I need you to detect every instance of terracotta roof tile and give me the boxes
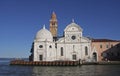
[92,39,119,42]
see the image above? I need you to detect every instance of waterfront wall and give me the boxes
[10,60,79,66]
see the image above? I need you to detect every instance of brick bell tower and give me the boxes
[49,12,58,41]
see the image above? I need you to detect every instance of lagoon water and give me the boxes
[0,59,120,76]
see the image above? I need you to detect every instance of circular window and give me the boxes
[71,35,76,40]
[49,45,52,48]
[39,45,43,48]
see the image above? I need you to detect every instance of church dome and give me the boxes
[64,19,83,32]
[35,25,53,42]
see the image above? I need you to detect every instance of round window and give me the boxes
[49,45,52,48]
[39,45,43,48]
[71,35,76,40]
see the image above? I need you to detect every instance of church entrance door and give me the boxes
[72,54,77,60]
[93,52,97,62]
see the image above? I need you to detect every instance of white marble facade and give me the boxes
[32,21,91,61]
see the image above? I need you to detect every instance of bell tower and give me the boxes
[49,12,58,40]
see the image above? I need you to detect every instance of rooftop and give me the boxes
[92,39,120,42]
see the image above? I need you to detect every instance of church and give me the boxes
[29,12,93,62]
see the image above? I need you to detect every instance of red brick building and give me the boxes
[91,39,120,61]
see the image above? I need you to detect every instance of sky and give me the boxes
[0,0,120,58]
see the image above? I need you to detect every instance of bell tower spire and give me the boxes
[49,11,58,39]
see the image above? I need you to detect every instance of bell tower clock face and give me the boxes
[71,35,76,40]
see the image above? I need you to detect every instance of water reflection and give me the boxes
[32,65,120,76]
[1,59,120,76]
[32,66,80,76]
[0,61,120,76]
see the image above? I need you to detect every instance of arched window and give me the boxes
[85,46,88,55]
[100,44,102,48]
[61,47,63,56]
[106,44,109,48]
[39,55,43,61]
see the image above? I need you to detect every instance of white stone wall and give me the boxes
[57,39,91,61]
[33,22,92,61]
[33,41,56,61]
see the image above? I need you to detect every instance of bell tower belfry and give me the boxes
[49,12,58,40]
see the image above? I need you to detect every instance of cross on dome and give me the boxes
[43,24,46,29]
[72,19,75,23]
